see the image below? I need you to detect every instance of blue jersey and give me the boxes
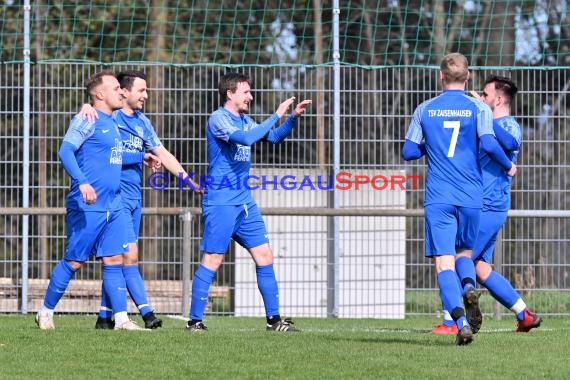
[114,110,162,200]
[480,116,522,211]
[203,107,263,205]
[406,90,495,208]
[61,110,123,211]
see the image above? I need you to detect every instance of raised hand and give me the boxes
[292,99,312,117]
[275,96,296,118]
[469,90,483,101]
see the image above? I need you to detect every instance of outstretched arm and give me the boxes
[229,97,312,146]
[122,151,145,165]
[266,99,312,144]
[228,96,296,146]
[122,150,161,169]
[228,114,280,146]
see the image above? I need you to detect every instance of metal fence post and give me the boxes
[20,0,32,315]
[493,229,503,320]
[181,210,193,317]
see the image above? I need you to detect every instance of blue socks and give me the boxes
[455,256,477,295]
[440,271,466,326]
[256,264,280,318]
[437,269,468,329]
[99,265,151,318]
[189,264,216,321]
[102,265,128,314]
[98,282,113,318]
[122,265,152,316]
[43,260,77,309]
[189,264,280,321]
[481,271,522,316]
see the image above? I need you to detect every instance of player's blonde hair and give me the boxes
[440,53,469,84]
[85,69,116,100]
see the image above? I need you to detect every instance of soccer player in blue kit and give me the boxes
[79,70,201,329]
[185,72,311,332]
[433,75,542,334]
[36,70,151,330]
[402,54,517,345]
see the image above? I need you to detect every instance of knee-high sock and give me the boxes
[440,272,463,326]
[481,271,526,319]
[455,256,477,295]
[123,265,151,316]
[256,264,280,318]
[43,260,77,310]
[102,265,128,316]
[99,282,113,318]
[437,269,468,329]
[189,264,216,321]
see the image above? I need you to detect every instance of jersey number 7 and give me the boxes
[444,120,460,158]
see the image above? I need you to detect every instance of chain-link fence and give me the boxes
[1,63,568,318]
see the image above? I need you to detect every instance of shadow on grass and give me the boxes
[321,327,456,346]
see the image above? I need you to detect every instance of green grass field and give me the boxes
[1,314,568,380]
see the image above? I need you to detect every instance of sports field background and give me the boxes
[2,315,569,380]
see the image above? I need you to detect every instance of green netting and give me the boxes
[1,0,569,67]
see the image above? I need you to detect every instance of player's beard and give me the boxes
[128,98,144,111]
[135,98,145,111]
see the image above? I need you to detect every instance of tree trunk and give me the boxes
[313,0,326,169]
[141,1,169,281]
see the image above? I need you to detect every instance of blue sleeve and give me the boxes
[480,134,513,171]
[228,114,280,146]
[122,151,145,165]
[266,115,297,144]
[58,141,89,184]
[493,124,519,151]
[62,115,94,148]
[139,113,162,150]
[405,105,424,143]
[476,103,494,136]
[402,140,426,160]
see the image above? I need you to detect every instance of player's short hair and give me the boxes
[485,75,518,104]
[440,53,469,84]
[117,70,147,91]
[85,69,116,99]
[219,72,251,103]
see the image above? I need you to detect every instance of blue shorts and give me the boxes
[64,209,131,261]
[424,204,480,257]
[123,197,142,242]
[200,201,269,254]
[472,209,508,263]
